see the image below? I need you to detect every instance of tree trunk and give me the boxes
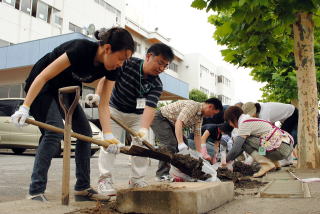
[293,12,320,168]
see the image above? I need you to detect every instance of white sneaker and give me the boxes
[128,180,148,188]
[27,193,48,202]
[97,177,117,196]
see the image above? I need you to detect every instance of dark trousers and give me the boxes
[151,111,178,177]
[29,93,92,195]
[281,108,298,147]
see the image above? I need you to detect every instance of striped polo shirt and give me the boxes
[110,57,163,114]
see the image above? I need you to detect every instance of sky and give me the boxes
[125,0,264,103]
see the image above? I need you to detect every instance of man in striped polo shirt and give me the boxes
[86,43,174,196]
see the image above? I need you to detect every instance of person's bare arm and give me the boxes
[175,119,184,144]
[194,133,202,152]
[98,79,115,134]
[140,106,155,129]
[23,53,71,107]
[201,130,210,145]
[95,77,106,96]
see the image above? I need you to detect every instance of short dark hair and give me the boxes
[255,103,261,114]
[204,98,223,111]
[94,27,135,53]
[219,122,234,136]
[224,106,243,125]
[147,43,174,62]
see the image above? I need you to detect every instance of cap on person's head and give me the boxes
[242,102,257,116]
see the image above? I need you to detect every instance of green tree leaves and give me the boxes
[189,89,208,102]
[192,0,320,103]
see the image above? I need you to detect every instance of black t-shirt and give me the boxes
[25,39,118,95]
[201,124,221,141]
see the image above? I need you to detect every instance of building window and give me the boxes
[54,15,63,25]
[200,65,209,73]
[36,1,48,21]
[217,75,231,86]
[20,0,31,14]
[95,0,121,23]
[3,0,15,7]
[210,93,216,98]
[69,22,82,33]
[134,41,141,53]
[200,87,209,95]
[169,62,178,72]
[218,94,231,104]
[51,8,62,26]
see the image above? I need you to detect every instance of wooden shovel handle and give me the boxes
[110,115,155,150]
[25,118,117,148]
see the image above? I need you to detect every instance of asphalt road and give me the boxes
[0,149,158,203]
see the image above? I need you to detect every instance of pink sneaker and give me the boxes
[200,146,211,161]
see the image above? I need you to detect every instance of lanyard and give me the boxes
[139,60,148,97]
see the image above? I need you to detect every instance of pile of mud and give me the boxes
[217,161,267,189]
[217,161,260,182]
[171,153,211,180]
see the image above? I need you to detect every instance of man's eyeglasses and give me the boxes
[156,59,169,70]
[151,54,169,70]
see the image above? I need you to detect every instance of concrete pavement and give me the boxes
[1,149,320,214]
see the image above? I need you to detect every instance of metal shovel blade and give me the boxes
[121,145,172,162]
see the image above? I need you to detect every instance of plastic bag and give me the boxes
[169,149,220,182]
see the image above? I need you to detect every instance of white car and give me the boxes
[0,98,102,156]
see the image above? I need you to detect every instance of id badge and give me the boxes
[258,146,266,156]
[136,98,146,109]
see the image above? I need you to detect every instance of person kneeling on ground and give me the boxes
[224,106,294,177]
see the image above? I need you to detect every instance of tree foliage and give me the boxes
[189,89,208,102]
[191,0,320,102]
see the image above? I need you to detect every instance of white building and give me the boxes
[0,0,234,104]
[0,0,124,45]
[181,53,235,105]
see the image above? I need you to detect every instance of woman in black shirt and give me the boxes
[11,27,134,202]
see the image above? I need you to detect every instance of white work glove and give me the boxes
[133,128,148,146]
[106,144,120,154]
[178,142,188,151]
[85,94,100,107]
[103,133,121,154]
[11,105,30,128]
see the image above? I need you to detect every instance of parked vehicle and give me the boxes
[0,98,102,156]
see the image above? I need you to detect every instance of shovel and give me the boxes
[110,115,172,162]
[110,116,211,180]
[23,118,174,163]
[24,118,148,156]
[23,118,209,180]
[58,86,80,205]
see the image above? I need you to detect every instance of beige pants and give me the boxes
[98,107,153,183]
